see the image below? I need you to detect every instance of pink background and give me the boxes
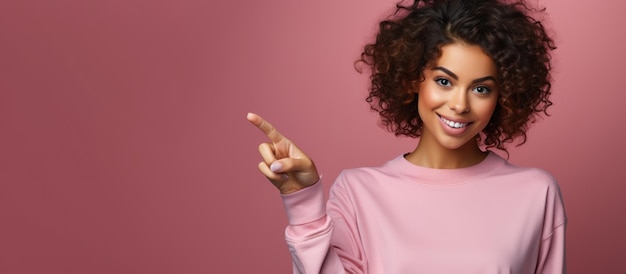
[1,0,624,273]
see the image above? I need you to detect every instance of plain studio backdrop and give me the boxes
[1,0,624,273]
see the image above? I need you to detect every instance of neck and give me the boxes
[405,135,487,169]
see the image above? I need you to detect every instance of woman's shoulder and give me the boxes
[495,156,560,188]
[333,156,404,187]
[336,163,393,184]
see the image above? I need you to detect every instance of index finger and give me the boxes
[246,112,286,143]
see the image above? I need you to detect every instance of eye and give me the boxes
[473,86,491,95]
[435,78,451,87]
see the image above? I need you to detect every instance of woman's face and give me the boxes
[415,42,499,151]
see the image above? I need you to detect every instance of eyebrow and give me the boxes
[432,66,497,84]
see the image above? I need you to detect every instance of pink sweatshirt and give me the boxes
[281,152,567,273]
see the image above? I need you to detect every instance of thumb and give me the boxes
[270,158,313,174]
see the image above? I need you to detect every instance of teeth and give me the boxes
[440,116,468,128]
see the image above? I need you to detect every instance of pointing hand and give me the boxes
[247,113,320,194]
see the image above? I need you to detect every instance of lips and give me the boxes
[438,115,472,129]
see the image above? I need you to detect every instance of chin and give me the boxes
[436,136,478,151]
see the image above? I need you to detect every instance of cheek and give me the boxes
[417,84,444,109]
[479,100,499,120]
[416,90,432,118]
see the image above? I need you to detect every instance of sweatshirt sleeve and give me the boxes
[281,172,367,274]
[535,223,566,273]
[535,178,568,274]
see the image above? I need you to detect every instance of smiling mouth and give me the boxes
[438,115,471,129]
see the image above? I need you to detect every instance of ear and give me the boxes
[403,81,419,104]
[411,80,420,94]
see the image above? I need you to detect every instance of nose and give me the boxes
[448,89,470,114]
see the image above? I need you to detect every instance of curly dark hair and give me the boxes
[357,0,555,151]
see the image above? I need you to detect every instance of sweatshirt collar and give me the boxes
[385,151,506,185]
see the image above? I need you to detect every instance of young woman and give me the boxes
[247,0,567,273]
